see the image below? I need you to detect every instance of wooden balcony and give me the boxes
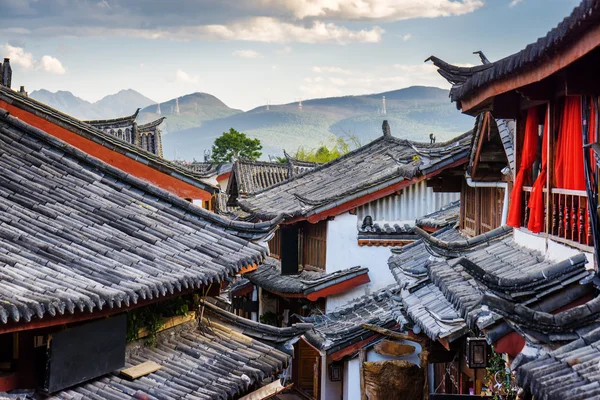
[522,187,593,247]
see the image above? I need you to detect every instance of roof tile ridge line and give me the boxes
[201,300,314,332]
[84,108,141,124]
[455,253,588,289]
[319,284,400,315]
[138,116,167,130]
[241,136,390,199]
[0,88,219,182]
[407,129,474,149]
[481,291,600,331]
[424,55,494,74]
[0,109,283,234]
[413,225,512,251]
[389,225,456,256]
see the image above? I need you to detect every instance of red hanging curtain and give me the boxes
[527,117,548,233]
[507,108,539,227]
[554,97,586,190]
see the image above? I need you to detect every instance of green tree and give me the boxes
[211,128,262,162]
[291,135,361,163]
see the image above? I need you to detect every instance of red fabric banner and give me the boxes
[554,97,586,190]
[527,116,548,233]
[507,108,539,227]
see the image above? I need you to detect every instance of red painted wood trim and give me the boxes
[306,273,371,301]
[305,157,468,224]
[330,335,380,361]
[493,332,525,357]
[461,22,600,113]
[265,273,370,300]
[216,171,231,182]
[0,101,211,200]
[0,373,17,392]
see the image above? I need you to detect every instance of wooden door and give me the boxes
[295,339,320,399]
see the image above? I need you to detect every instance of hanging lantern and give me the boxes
[466,337,489,369]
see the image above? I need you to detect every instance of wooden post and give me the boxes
[359,348,367,400]
[546,102,553,240]
[421,349,430,400]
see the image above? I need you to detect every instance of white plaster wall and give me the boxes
[325,212,395,312]
[356,181,459,222]
[192,199,204,208]
[513,229,595,266]
[344,358,361,400]
[322,354,343,400]
[217,176,229,192]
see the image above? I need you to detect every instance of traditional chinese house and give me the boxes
[237,122,471,313]
[84,109,166,157]
[0,61,218,207]
[296,285,423,400]
[0,108,290,398]
[403,0,600,397]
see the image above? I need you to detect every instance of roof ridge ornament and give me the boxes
[382,120,392,137]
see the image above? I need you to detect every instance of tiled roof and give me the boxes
[239,129,472,220]
[301,285,406,355]
[415,200,460,230]
[0,109,280,325]
[202,300,313,352]
[47,320,289,400]
[0,86,219,189]
[389,228,468,342]
[230,160,290,197]
[173,161,232,179]
[83,109,140,128]
[214,192,255,221]
[388,226,593,344]
[517,326,600,400]
[138,117,166,132]
[428,0,600,105]
[497,119,516,175]
[244,257,369,298]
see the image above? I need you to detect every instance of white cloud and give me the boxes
[37,55,66,74]
[329,77,347,86]
[175,69,200,84]
[1,43,66,74]
[262,0,483,20]
[402,33,412,41]
[509,0,524,7]
[1,43,34,68]
[312,66,352,74]
[200,18,383,44]
[276,46,293,54]
[97,0,111,10]
[232,49,261,59]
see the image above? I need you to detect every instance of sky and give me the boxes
[0,0,582,111]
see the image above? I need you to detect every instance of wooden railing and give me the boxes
[522,187,592,246]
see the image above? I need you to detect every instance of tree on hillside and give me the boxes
[290,136,361,163]
[211,128,262,162]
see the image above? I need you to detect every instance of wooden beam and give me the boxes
[373,340,415,357]
[361,324,428,344]
[471,112,489,177]
[359,348,367,400]
[120,361,162,380]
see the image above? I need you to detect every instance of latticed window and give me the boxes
[268,228,281,259]
[301,220,327,270]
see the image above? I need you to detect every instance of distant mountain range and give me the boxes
[30,89,156,120]
[30,86,475,161]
